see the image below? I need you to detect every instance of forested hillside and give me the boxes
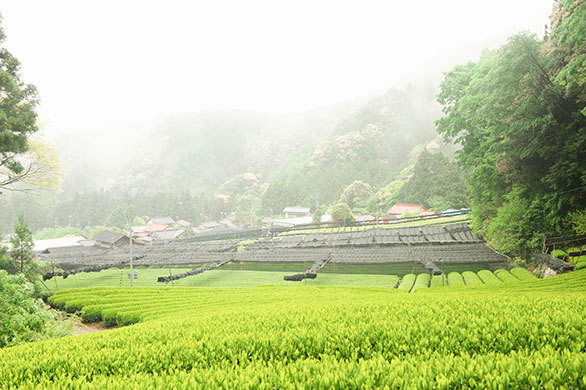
[436,0,585,257]
[0,84,447,230]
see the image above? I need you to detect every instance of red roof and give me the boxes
[387,203,428,215]
[145,223,169,232]
[176,219,192,226]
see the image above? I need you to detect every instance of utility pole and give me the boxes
[128,217,134,288]
[129,223,133,288]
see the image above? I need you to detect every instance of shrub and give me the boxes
[567,209,586,235]
[116,311,141,327]
[411,274,431,292]
[462,271,483,285]
[329,202,355,225]
[566,247,582,256]
[398,274,416,291]
[0,271,51,348]
[477,270,503,284]
[494,269,519,283]
[510,268,536,281]
[447,272,465,287]
[81,305,103,323]
[103,309,120,327]
[430,274,446,287]
[550,249,568,260]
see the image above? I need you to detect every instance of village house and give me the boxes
[197,221,221,231]
[386,203,435,218]
[355,215,376,224]
[153,229,186,241]
[147,217,176,226]
[93,231,130,249]
[283,206,311,219]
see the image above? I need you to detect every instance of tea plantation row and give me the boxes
[0,270,584,388]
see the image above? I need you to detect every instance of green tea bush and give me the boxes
[411,273,431,291]
[2,272,586,388]
[477,270,503,284]
[462,271,483,285]
[494,269,519,283]
[510,267,536,281]
[551,249,568,260]
[447,272,465,287]
[430,274,446,287]
[398,273,416,291]
[81,305,103,323]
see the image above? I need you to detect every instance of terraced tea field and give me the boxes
[45,267,401,289]
[1,270,585,388]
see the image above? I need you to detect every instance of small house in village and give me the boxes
[32,236,86,252]
[153,229,186,241]
[93,231,130,249]
[272,215,332,228]
[176,219,192,227]
[355,215,376,224]
[131,217,194,243]
[283,206,311,219]
[148,217,176,226]
[386,203,435,218]
[198,221,221,231]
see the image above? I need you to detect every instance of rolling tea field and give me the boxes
[2,270,585,388]
[44,267,401,289]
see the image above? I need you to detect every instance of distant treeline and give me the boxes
[0,190,229,233]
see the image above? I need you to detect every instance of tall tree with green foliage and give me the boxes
[0,238,15,274]
[0,14,41,192]
[551,0,586,114]
[330,202,355,226]
[10,215,35,276]
[340,180,373,209]
[396,150,468,210]
[436,1,586,257]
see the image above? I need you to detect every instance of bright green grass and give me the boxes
[44,268,400,291]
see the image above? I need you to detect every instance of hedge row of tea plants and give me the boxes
[1,270,585,388]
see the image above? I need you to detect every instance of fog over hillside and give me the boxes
[53,96,370,195]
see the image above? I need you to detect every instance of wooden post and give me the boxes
[53,265,59,290]
[168,267,174,287]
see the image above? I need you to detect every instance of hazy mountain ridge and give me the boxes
[53,98,369,197]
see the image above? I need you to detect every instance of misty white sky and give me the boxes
[2,0,554,137]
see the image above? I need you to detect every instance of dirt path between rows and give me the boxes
[45,303,114,336]
[73,321,110,335]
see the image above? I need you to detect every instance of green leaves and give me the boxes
[4,273,586,387]
[437,22,586,257]
[0,270,50,348]
[0,16,40,190]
